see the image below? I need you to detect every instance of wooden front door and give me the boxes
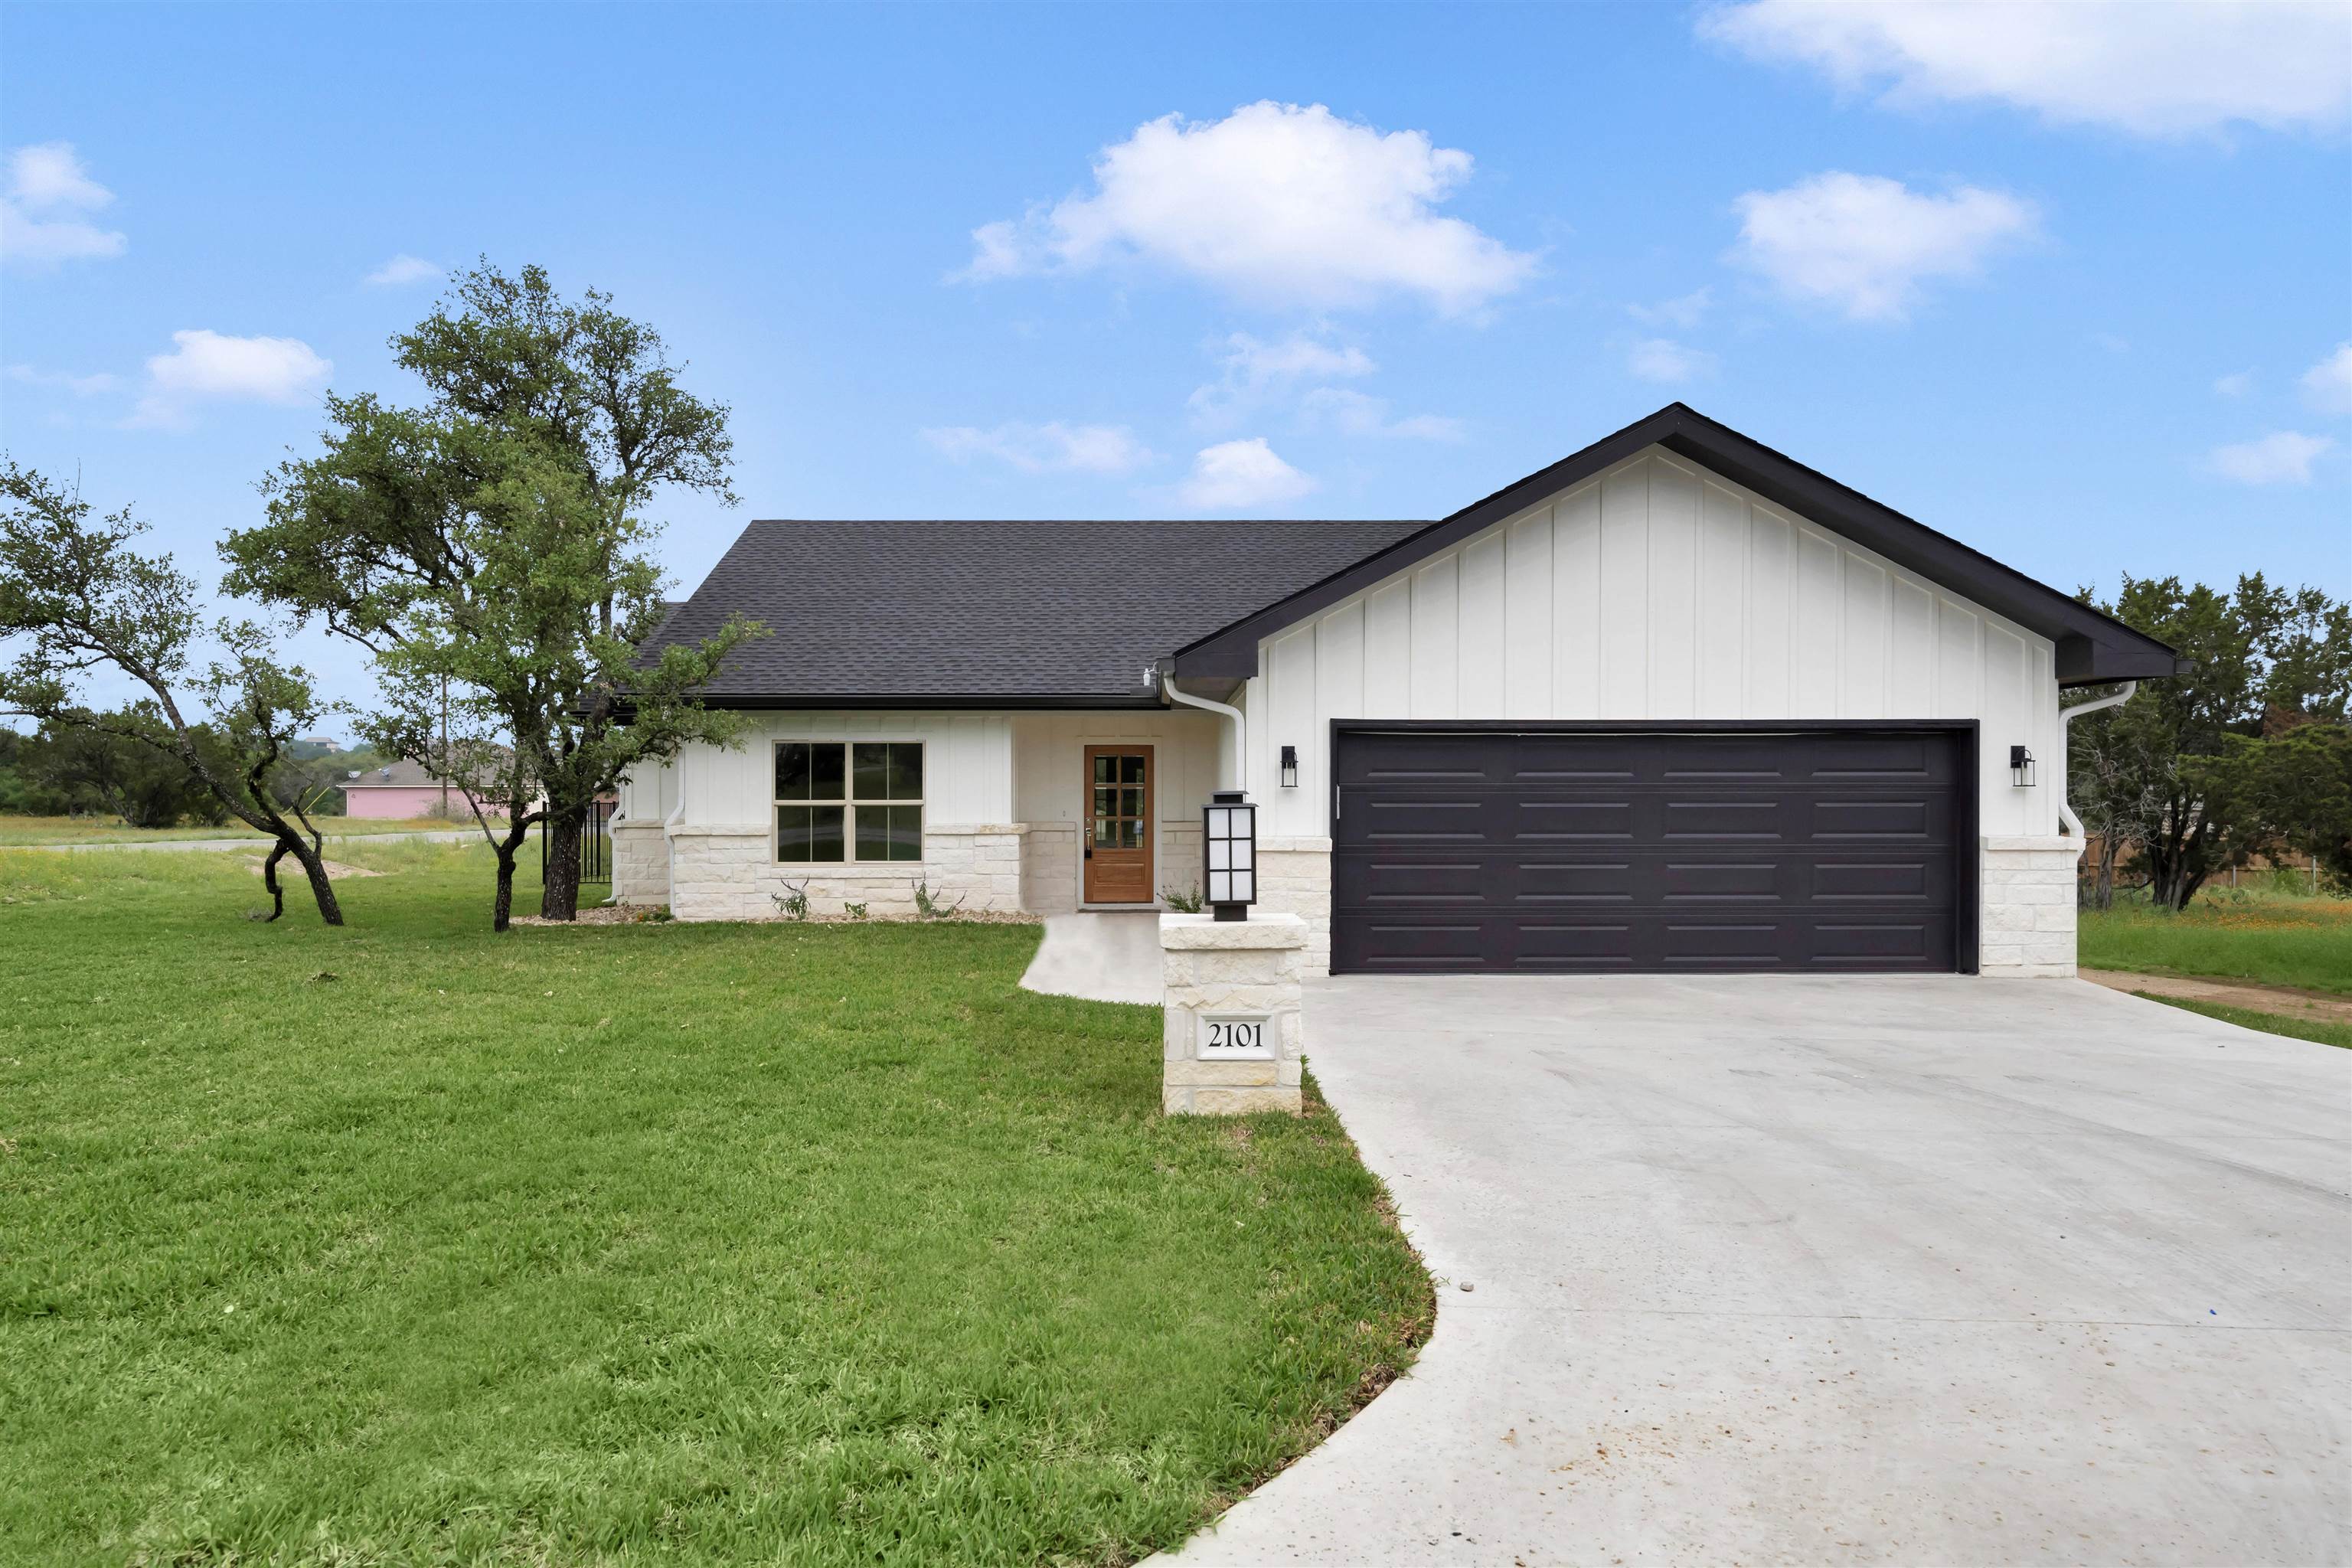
[1083,746,1154,904]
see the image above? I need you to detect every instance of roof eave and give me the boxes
[1171,403,2181,687]
[608,691,1171,718]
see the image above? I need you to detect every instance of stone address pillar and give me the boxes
[1161,911,1306,1116]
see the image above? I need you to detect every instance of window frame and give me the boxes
[773,740,926,865]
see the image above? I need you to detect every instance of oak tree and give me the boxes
[0,461,346,922]
[224,264,760,929]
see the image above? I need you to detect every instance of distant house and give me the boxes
[341,759,470,819]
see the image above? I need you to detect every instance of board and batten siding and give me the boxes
[620,710,1015,831]
[1243,447,2062,839]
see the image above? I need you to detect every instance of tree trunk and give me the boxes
[492,844,518,932]
[262,841,289,922]
[288,837,345,926]
[2092,836,2119,913]
[262,832,343,924]
[540,805,584,920]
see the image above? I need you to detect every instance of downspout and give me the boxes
[1161,675,1246,792]
[662,758,688,906]
[2055,681,2135,847]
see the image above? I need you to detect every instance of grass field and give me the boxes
[0,812,480,846]
[2079,887,2352,995]
[0,844,1430,1566]
[2133,992,2352,1050]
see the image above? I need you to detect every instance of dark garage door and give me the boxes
[1331,727,1970,975]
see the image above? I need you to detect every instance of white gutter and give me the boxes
[2055,681,2135,847]
[1161,675,1246,792]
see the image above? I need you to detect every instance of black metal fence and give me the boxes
[541,798,615,886]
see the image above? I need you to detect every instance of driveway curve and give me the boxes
[1168,975,2350,1566]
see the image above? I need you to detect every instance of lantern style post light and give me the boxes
[1203,789,1258,923]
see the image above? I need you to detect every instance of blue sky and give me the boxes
[4,2,2347,724]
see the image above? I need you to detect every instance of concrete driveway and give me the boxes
[1170,976,2351,1566]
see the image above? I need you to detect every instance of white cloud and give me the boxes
[128,329,332,428]
[1299,387,1466,442]
[364,253,442,287]
[2213,370,2254,399]
[1700,0,2352,138]
[1178,438,1317,508]
[1626,338,1720,384]
[0,142,126,269]
[1189,329,1375,427]
[1628,287,1713,330]
[2300,343,2352,415]
[2209,430,2334,485]
[1218,331,1375,383]
[922,420,1156,475]
[8,142,112,208]
[1730,172,2037,322]
[960,101,1537,315]
[5,362,119,397]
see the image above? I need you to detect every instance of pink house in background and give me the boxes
[341,759,478,819]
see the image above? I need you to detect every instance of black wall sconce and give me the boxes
[2010,745,2036,788]
[1279,744,1299,789]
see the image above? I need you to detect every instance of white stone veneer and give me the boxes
[1019,822,1080,915]
[1255,837,1332,977]
[610,819,669,906]
[1979,835,2079,977]
[665,822,1027,921]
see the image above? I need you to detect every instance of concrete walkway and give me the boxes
[12,830,479,853]
[1168,975,2352,1566]
[1017,911,1162,1005]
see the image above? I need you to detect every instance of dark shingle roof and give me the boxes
[642,519,1430,704]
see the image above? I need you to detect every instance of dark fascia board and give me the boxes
[1171,403,2182,687]
[606,692,1168,720]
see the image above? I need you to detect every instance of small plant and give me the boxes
[773,879,810,921]
[632,905,674,923]
[913,879,965,920]
[843,900,869,921]
[1162,884,1204,913]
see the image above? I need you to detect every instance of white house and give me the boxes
[614,405,2181,978]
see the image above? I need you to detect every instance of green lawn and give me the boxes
[2079,889,2352,995]
[2133,992,2352,1050]
[0,844,1430,1567]
[0,812,479,846]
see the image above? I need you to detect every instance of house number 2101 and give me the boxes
[1200,1014,1273,1060]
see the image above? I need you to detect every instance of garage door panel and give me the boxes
[1339,919,1490,969]
[1655,859,1782,902]
[1514,922,1638,966]
[1338,734,1506,786]
[1808,794,1946,840]
[1659,796,1789,840]
[1357,793,1488,842]
[1655,738,1798,779]
[1808,919,1949,964]
[1513,798,1637,841]
[1807,734,1946,779]
[1810,858,1938,902]
[1334,727,1965,974]
[1357,858,1488,903]
[1515,860,1637,903]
